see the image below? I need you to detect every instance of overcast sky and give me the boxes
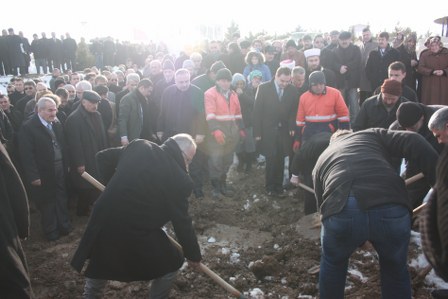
[3,0,447,44]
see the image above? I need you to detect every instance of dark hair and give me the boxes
[276,66,292,77]
[55,87,69,99]
[245,51,265,65]
[379,32,390,40]
[362,27,371,33]
[137,78,153,88]
[389,61,406,72]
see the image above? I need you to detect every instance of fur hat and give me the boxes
[396,102,424,128]
[381,79,402,97]
[215,68,232,81]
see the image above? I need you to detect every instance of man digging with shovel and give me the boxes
[313,129,438,299]
[71,134,201,298]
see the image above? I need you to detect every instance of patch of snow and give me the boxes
[221,247,230,255]
[297,295,313,299]
[244,200,251,210]
[273,244,280,250]
[281,277,287,284]
[426,270,448,289]
[254,198,260,203]
[230,252,240,264]
[272,202,280,209]
[229,276,236,282]
[348,268,368,283]
[264,276,274,281]
[248,261,254,268]
[247,288,264,299]
[207,237,216,243]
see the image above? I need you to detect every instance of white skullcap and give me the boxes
[304,48,321,59]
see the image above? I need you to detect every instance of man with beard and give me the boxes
[303,48,336,88]
[353,79,407,131]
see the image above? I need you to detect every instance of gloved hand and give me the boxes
[212,130,225,145]
[290,174,300,186]
[157,131,163,140]
[293,140,301,152]
[239,129,246,139]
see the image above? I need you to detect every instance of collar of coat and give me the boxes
[161,138,187,173]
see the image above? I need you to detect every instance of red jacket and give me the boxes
[296,87,350,142]
[204,86,243,133]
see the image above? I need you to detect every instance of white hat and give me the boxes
[304,48,321,59]
[280,59,295,70]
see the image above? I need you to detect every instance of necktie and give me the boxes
[278,88,283,100]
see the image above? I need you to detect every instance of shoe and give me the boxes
[211,179,223,199]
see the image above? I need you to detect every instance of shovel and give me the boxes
[81,171,246,299]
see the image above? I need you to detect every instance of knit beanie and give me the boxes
[231,73,246,87]
[397,102,424,128]
[215,68,232,81]
[381,79,402,97]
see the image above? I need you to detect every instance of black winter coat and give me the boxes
[0,143,32,299]
[365,46,400,91]
[253,80,299,157]
[18,114,68,204]
[71,138,201,281]
[65,105,108,189]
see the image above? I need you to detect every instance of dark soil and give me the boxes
[22,164,440,298]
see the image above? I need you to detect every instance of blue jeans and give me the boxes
[319,196,411,299]
[83,271,177,299]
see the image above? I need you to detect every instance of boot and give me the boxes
[245,152,254,174]
[220,176,235,197]
[211,179,222,199]
[236,153,245,173]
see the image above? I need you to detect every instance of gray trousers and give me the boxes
[83,271,177,299]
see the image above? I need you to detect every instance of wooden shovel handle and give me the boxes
[81,171,244,299]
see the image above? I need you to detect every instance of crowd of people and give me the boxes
[1,26,448,298]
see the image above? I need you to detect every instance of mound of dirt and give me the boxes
[22,164,443,298]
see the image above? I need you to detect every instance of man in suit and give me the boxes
[18,97,72,241]
[253,66,299,197]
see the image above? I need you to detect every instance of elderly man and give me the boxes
[429,107,448,144]
[314,128,438,299]
[19,97,72,241]
[157,68,207,198]
[71,134,201,298]
[65,91,108,216]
